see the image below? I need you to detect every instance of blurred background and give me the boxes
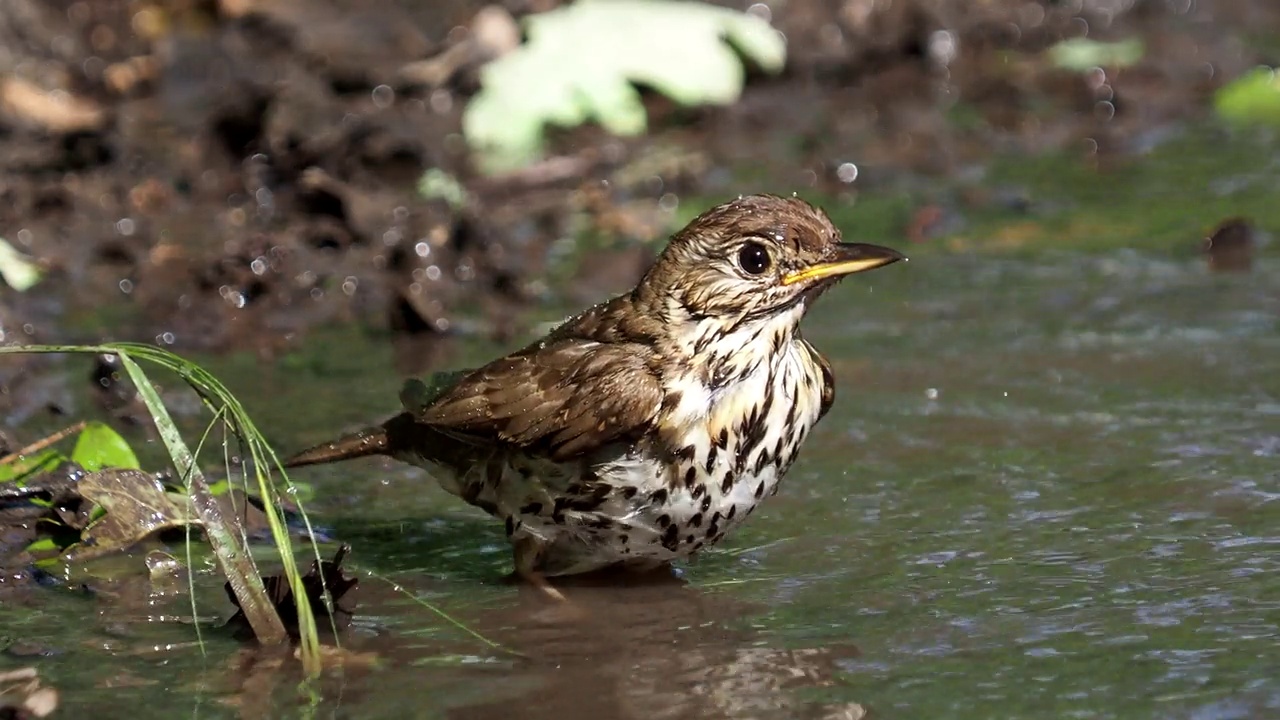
[1,1,1278,718]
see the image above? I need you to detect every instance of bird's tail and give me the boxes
[283,413,415,468]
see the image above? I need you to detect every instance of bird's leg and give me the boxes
[512,535,567,603]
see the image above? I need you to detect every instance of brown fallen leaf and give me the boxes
[65,469,192,562]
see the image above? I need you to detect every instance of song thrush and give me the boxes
[286,194,904,591]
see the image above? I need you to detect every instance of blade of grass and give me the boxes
[104,342,327,665]
[366,570,523,658]
[113,351,288,646]
[0,344,310,660]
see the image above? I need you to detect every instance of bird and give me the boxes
[285,194,904,595]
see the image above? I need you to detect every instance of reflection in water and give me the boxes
[274,574,869,720]
[445,578,864,720]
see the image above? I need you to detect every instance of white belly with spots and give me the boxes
[543,337,827,573]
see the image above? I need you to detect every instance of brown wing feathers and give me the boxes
[415,340,664,461]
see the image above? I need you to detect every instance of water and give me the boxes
[6,140,1280,718]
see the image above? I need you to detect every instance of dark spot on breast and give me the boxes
[685,534,696,544]
[753,449,772,475]
[727,504,737,520]
[678,444,696,462]
[475,499,499,516]
[569,495,605,512]
[504,516,515,536]
[706,446,718,474]
[699,494,711,512]
[552,497,570,522]
[665,389,683,410]
[717,427,729,449]
[620,534,630,545]
[650,488,669,505]
[621,486,638,500]
[706,520,720,539]
[720,470,735,494]
[691,541,704,552]
[689,512,703,528]
[683,466,697,488]
[662,523,680,551]
[587,516,615,530]
[518,466,533,480]
[691,482,706,500]
[657,514,671,528]
[754,481,765,499]
[520,501,543,515]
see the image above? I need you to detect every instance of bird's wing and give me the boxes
[412,339,665,461]
[804,341,836,421]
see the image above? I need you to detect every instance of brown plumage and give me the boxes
[286,194,904,589]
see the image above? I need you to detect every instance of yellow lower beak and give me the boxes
[781,243,906,286]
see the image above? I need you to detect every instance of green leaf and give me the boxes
[24,537,61,554]
[1047,37,1143,72]
[70,421,140,472]
[462,0,786,173]
[1215,66,1280,127]
[0,237,42,292]
[0,449,65,484]
[417,168,470,209]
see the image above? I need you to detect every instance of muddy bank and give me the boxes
[0,0,1272,407]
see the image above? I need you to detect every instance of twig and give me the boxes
[0,421,86,466]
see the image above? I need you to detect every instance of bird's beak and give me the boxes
[781,243,906,286]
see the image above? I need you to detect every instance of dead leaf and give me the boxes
[66,469,192,562]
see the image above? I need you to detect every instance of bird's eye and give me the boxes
[736,242,772,276]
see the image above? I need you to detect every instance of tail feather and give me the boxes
[284,412,473,471]
[283,424,392,468]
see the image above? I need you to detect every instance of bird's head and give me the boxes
[641,194,905,325]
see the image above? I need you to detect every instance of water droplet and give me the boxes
[746,3,771,22]
[371,84,395,108]
[925,387,939,400]
[837,162,859,183]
